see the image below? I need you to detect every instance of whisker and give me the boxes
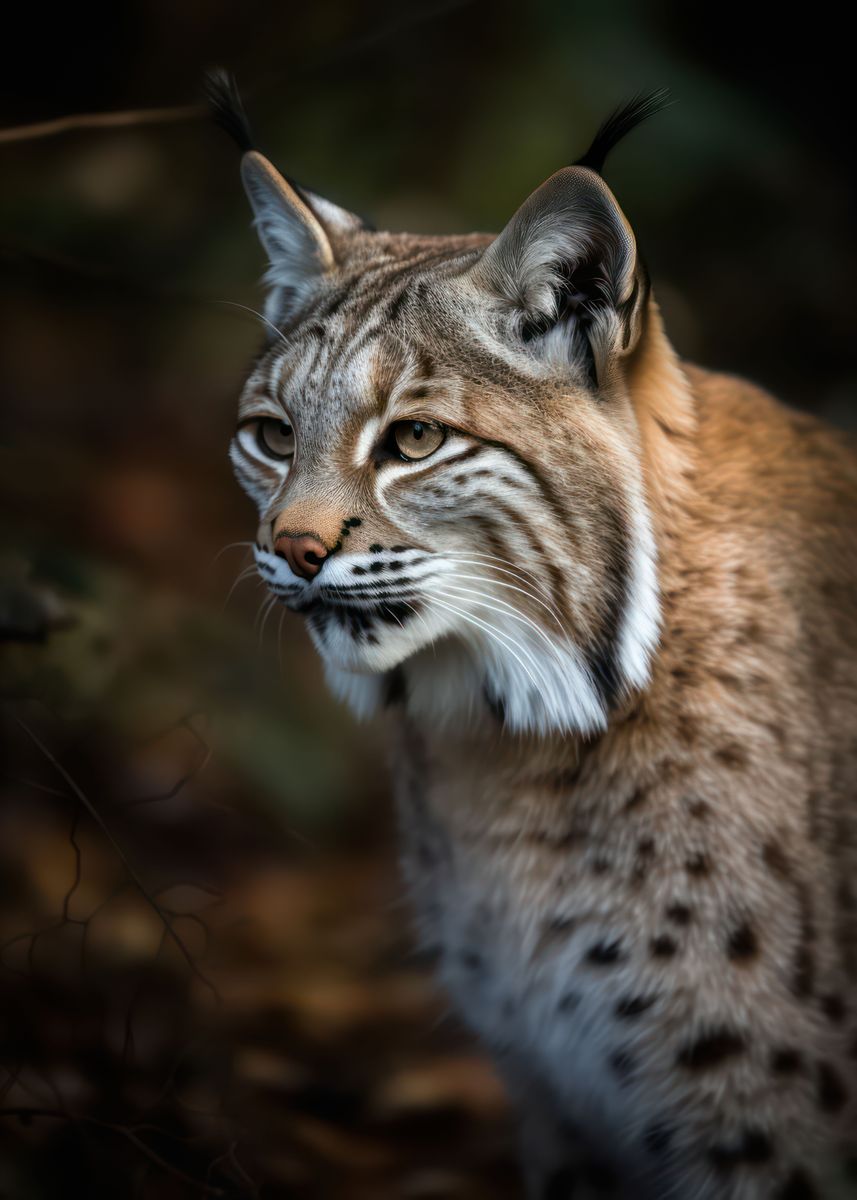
[208,540,254,570]
[221,566,263,613]
[216,299,289,347]
[432,583,565,653]
[257,596,278,646]
[426,595,542,696]
[434,569,565,632]
[439,550,559,609]
[277,606,287,676]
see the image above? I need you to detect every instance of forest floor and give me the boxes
[1,567,518,1200]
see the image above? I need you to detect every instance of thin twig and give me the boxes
[0,104,204,146]
[12,716,219,1001]
[0,1108,224,1194]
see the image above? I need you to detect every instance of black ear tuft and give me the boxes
[205,67,255,153]
[575,89,671,175]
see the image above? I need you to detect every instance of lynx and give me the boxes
[212,74,857,1198]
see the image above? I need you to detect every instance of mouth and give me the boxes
[254,548,433,668]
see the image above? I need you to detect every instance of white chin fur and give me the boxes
[319,613,611,738]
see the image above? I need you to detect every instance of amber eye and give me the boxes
[256,418,295,460]
[391,419,445,461]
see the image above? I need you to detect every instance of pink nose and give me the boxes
[274,532,328,579]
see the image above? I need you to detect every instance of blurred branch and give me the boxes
[0,0,473,150]
[12,715,219,1000]
[125,714,212,807]
[0,1107,224,1195]
[0,103,204,146]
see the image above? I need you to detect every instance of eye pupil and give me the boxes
[280,422,292,436]
[412,422,424,440]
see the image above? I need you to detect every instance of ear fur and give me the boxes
[206,69,367,329]
[474,166,647,384]
[240,150,336,324]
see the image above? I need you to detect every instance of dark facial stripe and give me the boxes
[485,495,574,631]
[583,499,629,710]
[478,434,580,545]
[383,444,485,490]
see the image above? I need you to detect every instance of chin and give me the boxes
[305,603,443,676]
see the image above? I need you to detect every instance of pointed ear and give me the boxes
[473,166,647,385]
[240,150,363,328]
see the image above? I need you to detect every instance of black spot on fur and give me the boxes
[624,786,647,811]
[727,921,758,962]
[709,1129,773,1170]
[817,1061,848,1112]
[369,561,384,573]
[585,939,624,966]
[771,1048,803,1074]
[557,991,581,1014]
[666,903,692,925]
[710,739,744,768]
[651,934,677,957]
[344,517,361,527]
[352,566,366,576]
[615,994,656,1019]
[685,852,710,876]
[777,1168,817,1199]
[762,840,792,879]
[369,543,384,553]
[677,1028,746,1070]
[820,994,847,1023]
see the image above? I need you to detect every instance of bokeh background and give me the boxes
[2,2,855,1196]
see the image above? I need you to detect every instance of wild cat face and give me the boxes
[220,78,662,735]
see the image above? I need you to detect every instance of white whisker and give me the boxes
[426,594,542,697]
[433,569,565,632]
[216,299,289,347]
[431,584,565,653]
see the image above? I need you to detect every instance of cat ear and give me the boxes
[241,152,333,328]
[240,151,365,328]
[473,166,648,385]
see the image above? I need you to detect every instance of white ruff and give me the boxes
[321,582,613,737]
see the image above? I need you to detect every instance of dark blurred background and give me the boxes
[1,2,855,1196]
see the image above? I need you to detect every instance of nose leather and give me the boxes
[274,532,328,579]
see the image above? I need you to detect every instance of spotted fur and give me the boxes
[217,78,857,1198]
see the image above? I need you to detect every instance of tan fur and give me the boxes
[393,314,857,1198]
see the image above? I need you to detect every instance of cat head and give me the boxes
[214,72,666,735]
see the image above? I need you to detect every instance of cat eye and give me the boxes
[391,419,445,461]
[256,418,295,460]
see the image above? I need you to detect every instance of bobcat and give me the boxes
[211,74,857,1198]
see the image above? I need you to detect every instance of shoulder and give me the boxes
[684,361,857,506]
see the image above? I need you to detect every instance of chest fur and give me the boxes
[391,696,854,1156]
